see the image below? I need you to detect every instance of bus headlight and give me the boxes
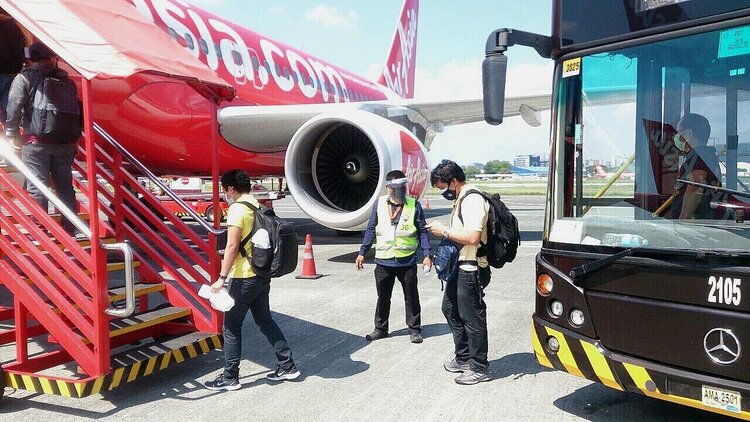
[537,274,553,296]
[549,300,563,317]
[569,308,585,326]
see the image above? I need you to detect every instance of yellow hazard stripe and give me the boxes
[544,326,584,378]
[531,323,553,368]
[580,341,622,391]
[4,334,222,398]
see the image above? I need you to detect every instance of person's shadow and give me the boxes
[488,352,554,381]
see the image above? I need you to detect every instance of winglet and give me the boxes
[378,0,419,99]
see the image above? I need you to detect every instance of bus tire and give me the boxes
[204,205,224,223]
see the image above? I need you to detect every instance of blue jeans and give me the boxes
[22,142,78,234]
[222,277,295,379]
[442,269,489,371]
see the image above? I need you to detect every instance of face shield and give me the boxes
[386,177,408,204]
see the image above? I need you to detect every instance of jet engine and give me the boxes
[284,110,430,231]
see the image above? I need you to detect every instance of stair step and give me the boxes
[109,306,191,338]
[2,332,222,398]
[2,212,90,225]
[108,283,165,302]
[111,332,221,369]
[14,236,116,252]
[22,261,141,284]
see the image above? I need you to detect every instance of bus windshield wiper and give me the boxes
[568,248,639,279]
[677,179,750,199]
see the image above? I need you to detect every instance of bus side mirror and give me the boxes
[482,53,508,125]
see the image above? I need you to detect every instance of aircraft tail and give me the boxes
[378,0,419,99]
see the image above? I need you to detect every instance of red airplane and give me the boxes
[13,0,550,230]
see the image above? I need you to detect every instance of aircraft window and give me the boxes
[264,61,271,73]
[214,42,223,59]
[184,33,194,50]
[168,28,177,40]
[199,39,209,55]
[251,55,260,70]
[291,72,298,83]
[274,64,280,75]
[283,66,290,79]
[321,81,328,92]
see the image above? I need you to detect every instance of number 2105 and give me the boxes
[708,276,741,306]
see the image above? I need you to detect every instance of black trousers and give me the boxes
[223,277,294,379]
[442,269,488,371]
[373,264,421,333]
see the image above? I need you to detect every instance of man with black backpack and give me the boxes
[426,160,492,385]
[5,41,82,237]
[205,169,301,391]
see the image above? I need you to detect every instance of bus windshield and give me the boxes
[550,22,750,251]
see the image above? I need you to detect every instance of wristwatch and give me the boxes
[442,229,449,239]
[219,275,227,280]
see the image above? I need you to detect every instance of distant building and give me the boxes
[515,154,542,167]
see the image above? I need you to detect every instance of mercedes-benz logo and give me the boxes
[704,328,741,365]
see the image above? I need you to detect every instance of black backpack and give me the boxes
[238,201,298,278]
[25,69,82,143]
[458,189,520,268]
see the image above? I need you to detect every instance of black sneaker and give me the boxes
[266,366,301,382]
[365,329,389,341]
[410,332,423,343]
[204,373,240,391]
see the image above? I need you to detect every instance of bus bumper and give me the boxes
[533,315,750,419]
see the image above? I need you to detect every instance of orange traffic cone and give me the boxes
[296,233,323,279]
[423,196,430,209]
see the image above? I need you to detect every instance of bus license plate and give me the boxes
[702,385,741,413]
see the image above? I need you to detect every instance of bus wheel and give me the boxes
[204,205,224,223]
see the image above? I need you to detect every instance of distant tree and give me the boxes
[484,160,502,174]
[498,161,513,174]
[464,165,478,179]
[484,160,513,174]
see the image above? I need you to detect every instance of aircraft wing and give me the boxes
[217,94,550,152]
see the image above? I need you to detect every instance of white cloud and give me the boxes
[303,5,358,30]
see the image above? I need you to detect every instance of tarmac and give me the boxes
[0,196,734,421]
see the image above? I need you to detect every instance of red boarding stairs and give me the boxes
[0,121,225,400]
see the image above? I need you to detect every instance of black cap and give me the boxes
[26,41,55,61]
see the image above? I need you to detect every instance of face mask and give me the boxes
[224,192,234,206]
[441,184,457,201]
[673,133,687,152]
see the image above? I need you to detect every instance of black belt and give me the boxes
[458,260,478,265]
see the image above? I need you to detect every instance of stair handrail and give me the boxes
[0,139,137,317]
[93,123,226,236]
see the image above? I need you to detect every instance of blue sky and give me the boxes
[188,0,554,166]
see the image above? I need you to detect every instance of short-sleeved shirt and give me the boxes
[226,194,260,279]
[449,184,489,271]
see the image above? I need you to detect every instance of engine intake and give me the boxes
[285,110,426,231]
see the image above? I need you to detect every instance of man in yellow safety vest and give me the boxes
[356,170,432,344]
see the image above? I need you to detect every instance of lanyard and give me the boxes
[388,202,403,223]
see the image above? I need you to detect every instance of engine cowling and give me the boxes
[284,110,430,231]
